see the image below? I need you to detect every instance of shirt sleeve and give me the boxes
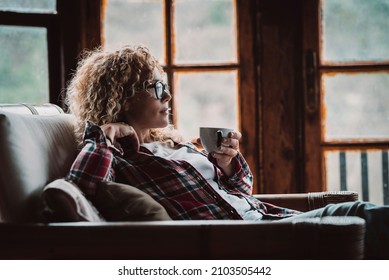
[211,152,254,195]
[66,121,115,197]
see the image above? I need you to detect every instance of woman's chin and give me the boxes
[155,119,169,128]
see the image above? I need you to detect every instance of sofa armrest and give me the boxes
[254,191,359,212]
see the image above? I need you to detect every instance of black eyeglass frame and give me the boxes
[143,80,170,100]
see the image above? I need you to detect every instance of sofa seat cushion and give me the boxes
[94,181,172,221]
[0,111,76,222]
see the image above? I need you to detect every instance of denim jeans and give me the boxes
[281,201,389,259]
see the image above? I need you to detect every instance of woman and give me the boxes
[65,45,299,221]
[66,45,388,258]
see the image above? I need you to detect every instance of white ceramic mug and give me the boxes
[199,127,234,154]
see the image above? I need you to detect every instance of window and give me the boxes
[0,0,61,104]
[0,0,56,13]
[0,25,49,103]
[103,0,259,192]
[0,0,258,193]
[304,0,389,204]
[104,0,238,139]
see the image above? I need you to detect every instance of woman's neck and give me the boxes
[133,127,152,144]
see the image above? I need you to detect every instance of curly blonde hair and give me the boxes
[65,45,182,144]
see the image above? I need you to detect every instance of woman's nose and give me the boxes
[161,90,171,102]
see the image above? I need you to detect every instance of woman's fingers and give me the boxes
[215,146,238,158]
[101,123,140,151]
[220,130,241,150]
[221,137,239,149]
[229,131,242,140]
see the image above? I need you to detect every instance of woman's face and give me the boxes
[125,68,171,130]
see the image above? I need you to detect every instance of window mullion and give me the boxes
[165,0,173,67]
[164,0,176,126]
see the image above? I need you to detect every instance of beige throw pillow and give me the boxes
[42,179,104,222]
[94,181,172,221]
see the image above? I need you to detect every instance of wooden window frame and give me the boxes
[303,0,389,196]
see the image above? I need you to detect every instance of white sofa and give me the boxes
[0,103,365,259]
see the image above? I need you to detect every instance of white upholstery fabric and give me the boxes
[0,111,76,221]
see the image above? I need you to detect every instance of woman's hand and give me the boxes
[195,131,242,177]
[101,123,140,152]
[211,131,241,177]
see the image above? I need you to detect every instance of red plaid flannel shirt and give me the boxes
[66,122,300,220]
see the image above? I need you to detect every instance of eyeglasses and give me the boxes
[142,80,170,100]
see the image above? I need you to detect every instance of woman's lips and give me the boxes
[161,108,171,114]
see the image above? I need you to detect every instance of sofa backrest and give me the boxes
[0,104,77,222]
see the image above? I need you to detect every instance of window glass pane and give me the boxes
[325,150,388,205]
[0,0,56,13]
[323,72,389,141]
[174,0,237,64]
[0,25,49,103]
[174,71,238,139]
[321,0,389,63]
[104,0,164,64]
